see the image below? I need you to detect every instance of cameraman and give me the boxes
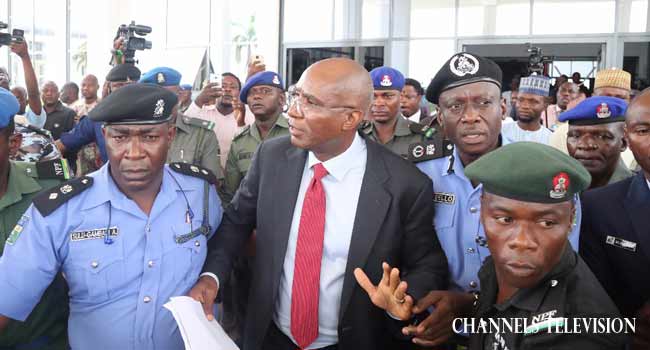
[1,40,46,128]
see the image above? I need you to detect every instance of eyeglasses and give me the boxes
[440,98,499,117]
[284,86,355,114]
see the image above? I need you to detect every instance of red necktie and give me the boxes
[291,163,328,349]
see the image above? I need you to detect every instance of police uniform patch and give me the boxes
[549,172,569,199]
[6,215,29,245]
[407,139,453,162]
[153,99,165,118]
[70,227,119,242]
[449,53,480,77]
[596,102,611,119]
[433,192,455,204]
[605,235,637,252]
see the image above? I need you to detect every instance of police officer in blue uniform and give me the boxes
[402,52,581,347]
[0,83,222,350]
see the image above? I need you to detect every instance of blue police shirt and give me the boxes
[416,141,581,292]
[0,164,222,350]
[59,116,107,162]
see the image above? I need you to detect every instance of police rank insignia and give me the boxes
[380,74,393,87]
[70,227,119,242]
[157,72,166,84]
[449,53,479,77]
[605,235,637,252]
[549,172,570,199]
[153,99,165,118]
[6,215,29,245]
[596,102,611,119]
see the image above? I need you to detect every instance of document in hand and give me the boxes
[164,296,240,350]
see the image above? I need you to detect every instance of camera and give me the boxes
[527,46,549,75]
[117,21,152,64]
[0,21,25,47]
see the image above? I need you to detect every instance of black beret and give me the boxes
[106,64,142,82]
[88,83,178,125]
[426,52,502,104]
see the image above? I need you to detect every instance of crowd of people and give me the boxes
[0,33,648,350]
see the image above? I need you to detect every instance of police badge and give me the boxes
[449,53,480,77]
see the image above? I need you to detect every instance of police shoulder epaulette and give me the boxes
[182,116,215,131]
[407,139,454,163]
[19,159,72,180]
[409,121,437,139]
[169,162,217,185]
[33,176,93,217]
[233,125,251,141]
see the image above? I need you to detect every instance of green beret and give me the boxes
[465,142,591,203]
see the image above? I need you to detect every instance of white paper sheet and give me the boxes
[164,296,240,350]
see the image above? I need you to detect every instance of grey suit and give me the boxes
[204,132,448,350]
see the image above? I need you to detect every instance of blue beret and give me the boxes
[88,84,178,125]
[240,71,284,103]
[0,87,19,129]
[370,66,405,91]
[558,96,627,125]
[180,84,192,91]
[139,67,182,86]
[426,52,502,104]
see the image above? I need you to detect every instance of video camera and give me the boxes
[117,21,152,64]
[0,21,25,47]
[527,46,549,75]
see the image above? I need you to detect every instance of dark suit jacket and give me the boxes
[580,171,650,317]
[204,133,448,350]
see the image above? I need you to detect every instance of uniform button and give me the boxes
[467,248,475,253]
[146,225,151,233]
[91,261,99,269]
[194,240,201,247]
[470,207,478,213]
[143,296,152,303]
[469,281,478,288]
[148,260,154,268]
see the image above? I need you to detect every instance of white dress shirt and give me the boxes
[274,132,367,349]
[406,110,421,123]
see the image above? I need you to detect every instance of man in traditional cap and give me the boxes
[559,96,633,189]
[405,52,580,347]
[0,84,222,349]
[550,69,634,161]
[361,66,440,163]
[501,74,553,144]
[580,88,650,349]
[139,67,223,182]
[465,142,626,349]
[0,86,70,350]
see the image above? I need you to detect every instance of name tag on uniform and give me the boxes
[433,192,455,204]
[605,235,637,252]
[70,227,119,242]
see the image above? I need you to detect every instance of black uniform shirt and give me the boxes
[470,246,628,350]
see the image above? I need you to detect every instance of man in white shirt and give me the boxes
[501,74,553,144]
[184,72,254,168]
[190,58,448,350]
